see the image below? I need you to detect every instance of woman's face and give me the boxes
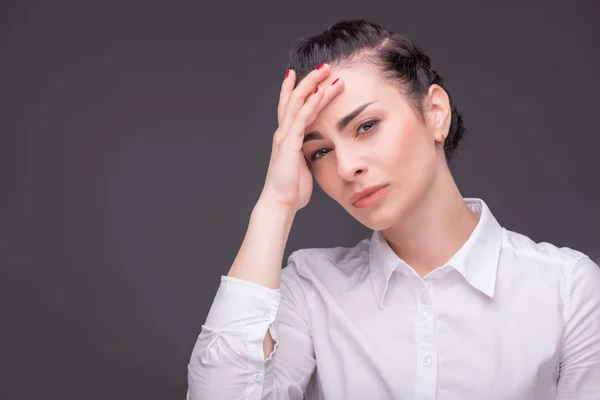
[302,63,451,231]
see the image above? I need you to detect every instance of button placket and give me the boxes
[414,283,437,399]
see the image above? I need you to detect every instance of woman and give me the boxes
[187,19,600,399]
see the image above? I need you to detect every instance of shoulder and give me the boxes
[499,227,598,296]
[288,236,370,267]
[500,227,590,273]
[280,236,371,293]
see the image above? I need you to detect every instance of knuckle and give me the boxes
[272,136,284,149]
[295,109,310,123]
[288,89,301,102]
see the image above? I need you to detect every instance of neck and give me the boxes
[382,164,479,278]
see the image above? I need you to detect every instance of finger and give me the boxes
[282,85,326,150]
[280,63,331,130]
[305,78,345,127]
[277,69,296,125]
[274,78,343,147]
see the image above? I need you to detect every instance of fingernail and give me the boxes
[314,86,319,94]
[316,63,325,70]
[285,69,290,78]
[331,78,339,85]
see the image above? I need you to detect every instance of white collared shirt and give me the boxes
[187,198,600,399]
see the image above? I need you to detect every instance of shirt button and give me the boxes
[254,372,263,382]
[263,311,271,321]
[423,356,432,367]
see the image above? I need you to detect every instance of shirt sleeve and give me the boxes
[187,257,317,400]
[557,255,600,399]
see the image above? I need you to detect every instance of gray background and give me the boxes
[1,1,598,399]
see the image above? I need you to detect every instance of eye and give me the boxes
[310,148,330,162]
[309,118,381,163]
[357,118,381,135]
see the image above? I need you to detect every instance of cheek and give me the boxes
[314,168,338,198]
[314,163,352,207]
[383,122,421,162]
[385,122,435,180]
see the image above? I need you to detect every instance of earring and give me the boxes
[438,136,446,146]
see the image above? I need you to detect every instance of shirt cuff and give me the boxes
[204,275,282,336]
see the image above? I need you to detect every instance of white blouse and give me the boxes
[187,198,600,399]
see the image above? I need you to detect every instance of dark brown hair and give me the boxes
[286,19,466,162]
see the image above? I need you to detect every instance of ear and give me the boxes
[425,84,451,141]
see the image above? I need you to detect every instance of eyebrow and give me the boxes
[303,101,378,144]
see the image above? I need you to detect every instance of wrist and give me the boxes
[252,198,296,231]
[254,197,297,218]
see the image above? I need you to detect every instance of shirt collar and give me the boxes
[368,198,503,310]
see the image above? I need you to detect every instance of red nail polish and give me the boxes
[314,87,319,94]
[316,63,325,70]
[285,69,290,78]
[331,78,339,85]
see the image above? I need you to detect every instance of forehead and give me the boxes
[320,63,393,93]
[308,64,405,127]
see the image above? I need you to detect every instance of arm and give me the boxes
[187,63,342,399]
[557,256,600,399]
[228,198,296,360]
[186,202,316,399]
[262,259,316,399]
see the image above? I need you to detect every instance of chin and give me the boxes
[349,206,398,231]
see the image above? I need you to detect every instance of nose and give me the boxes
[336,146,367,182]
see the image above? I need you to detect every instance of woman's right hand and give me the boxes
[258,63,344,213]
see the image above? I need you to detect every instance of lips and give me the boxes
[350,183,389,205]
